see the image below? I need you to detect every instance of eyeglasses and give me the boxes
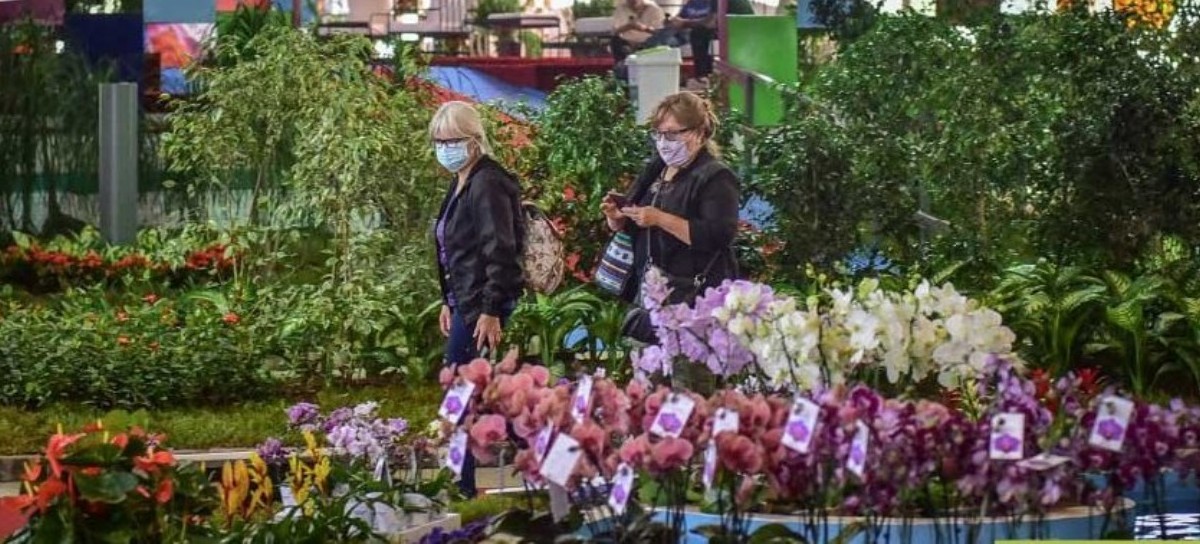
[650,127,693,142]
[433,137,469,148]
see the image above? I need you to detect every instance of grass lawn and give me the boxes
[0,381,443,456]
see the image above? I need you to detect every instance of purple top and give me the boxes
[436,212,458,307]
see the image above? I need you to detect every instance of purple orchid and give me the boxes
[286,402,320,428]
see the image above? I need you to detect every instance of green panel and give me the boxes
[726,16,799,127]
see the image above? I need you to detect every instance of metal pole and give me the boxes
[718,0,729,67]
[98,83,138,245]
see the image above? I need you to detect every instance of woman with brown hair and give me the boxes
[600,91,740,342]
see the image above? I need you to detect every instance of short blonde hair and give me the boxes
[429,101,494,156]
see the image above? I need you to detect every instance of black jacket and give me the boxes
[436,156,525,325]
[620,149,740,305]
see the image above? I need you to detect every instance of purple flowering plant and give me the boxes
[265,401,411,467]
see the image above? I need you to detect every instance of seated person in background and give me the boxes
[610,0,665,63]
[668,0,754,89]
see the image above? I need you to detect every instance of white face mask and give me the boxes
[656,138,691,167]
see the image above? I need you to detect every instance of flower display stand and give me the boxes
[641,502,1132,544]
[388,512,461,543]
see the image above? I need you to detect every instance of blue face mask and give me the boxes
[436,141,471,173]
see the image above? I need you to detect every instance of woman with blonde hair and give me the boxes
[430,101,524,496]
[600,91,739,342]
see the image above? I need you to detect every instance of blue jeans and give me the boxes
[445,304,514,498]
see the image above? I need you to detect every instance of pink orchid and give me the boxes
[469,414,507,463]
[459,358,493,390]
[520,365,551,388]
[618,434,652,466]
[648,437,694,475]
[571,419,607,458]
[717,433,765,475]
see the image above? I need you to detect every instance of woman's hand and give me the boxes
[439,305,452,337]
[601,196,626,231]
[620,205,662,228]
[474,314,502,351]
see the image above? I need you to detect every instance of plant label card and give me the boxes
[989,413,1026,461]
[571,376,593,423]
[846,420,870,478]
[540,434,582,488]
[607,463,635,515]
[534,426,554,463]
[782,398,820,454]
[1018,452,1071,471]
[438,381,475,424]
[1089,395,1134,452]
[713,407,739,437]
[702,443,718,491]
[445,428,469,477]
[650,393,696,438]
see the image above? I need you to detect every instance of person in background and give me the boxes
[600,92,739,342]
[610,0,666,64]
[430,101,524,498]
[667,0,755,90]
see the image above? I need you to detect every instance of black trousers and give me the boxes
[690,26,715,79]
[611,35,634,63]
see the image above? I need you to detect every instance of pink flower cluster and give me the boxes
[442,353,1200,517]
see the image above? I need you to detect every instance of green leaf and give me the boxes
[748,523,809,543]
[830,520,868,544]
[74,471,138,504]
[1105,302,1144,334]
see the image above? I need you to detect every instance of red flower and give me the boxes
[22,462,42,483]
[116,311,129,323]
[154,479,174,504]
[562,186,578,202]
[32,479,67,512]
[80,467,102,477]
[111,434,129,450]
[45,433,84,479]
[134,450,175,474]
[117,336,132,347]
[222,312,240,326]
[143,293,159,304]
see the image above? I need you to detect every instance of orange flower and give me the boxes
[222,312,241,326]
[117,335,132,347]
[154,479,174,504]
[80,467,102,477]
[111,433,129,450]
[116,311,129,323]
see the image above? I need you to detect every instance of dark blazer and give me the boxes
[436,156,525,325]
[620,149,740,305]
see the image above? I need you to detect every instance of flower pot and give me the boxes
[583,502,1134,543]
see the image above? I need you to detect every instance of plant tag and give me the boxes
[712,407,739,437]
[548,482,571,522]
[280,485,297,508]
[445,428,468,477]
[540,434,582,488]
[989,413,1026,461]
[571,376,593,422]
[607,463,635,515]
[1018,452,1071,471]
[650,393,695,438]
[781,398,820,454]
[1089,395,1134,452]
[438,381,475,424]
[534,426,554,463]
[846,420,869,478]
[702,443,718,490]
